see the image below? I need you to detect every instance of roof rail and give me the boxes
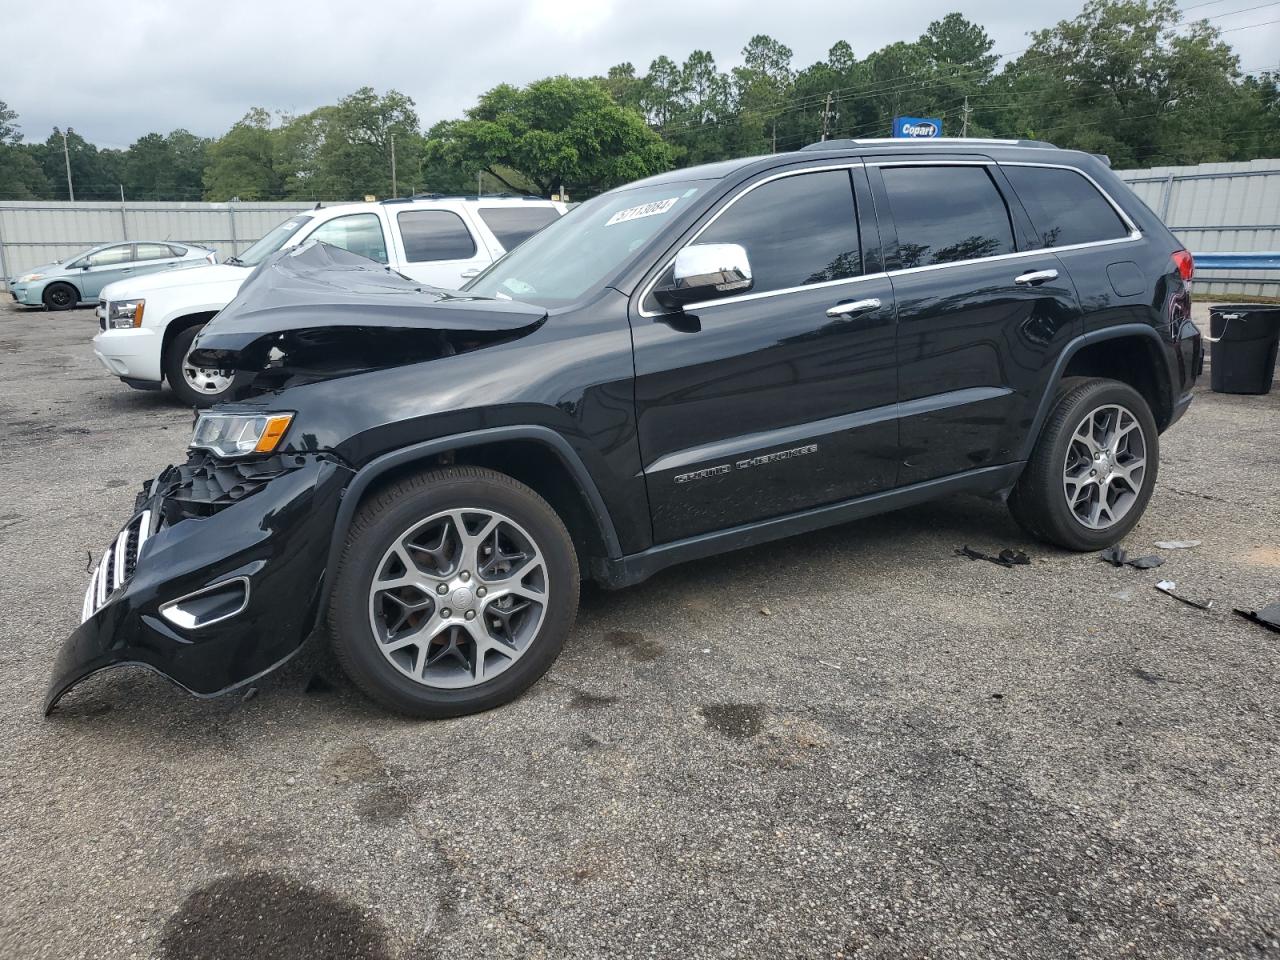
[800,137,1056,151]
[379,193,553,203]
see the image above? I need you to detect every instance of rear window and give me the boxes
[478,206,562,251]
[398,211,477,262]
[1003,165,1131,249]
[881,165,1015,268]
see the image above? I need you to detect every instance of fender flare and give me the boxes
[318,425,623,607]
[1018,322,1170,461]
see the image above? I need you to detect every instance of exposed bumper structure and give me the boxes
[45,452,354,714]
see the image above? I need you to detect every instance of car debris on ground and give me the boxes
[1234,602,1280,633]
[956,545,1031,568]
[1099,546,1165,569]
[1155,580,1215,611]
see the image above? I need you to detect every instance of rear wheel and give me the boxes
[327,466,580,718]
[164,324,238,408]
[1009,378,1159,551]
[42,283,78,311]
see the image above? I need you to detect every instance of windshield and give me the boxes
[466,182,708,306]
[231,215,313,267]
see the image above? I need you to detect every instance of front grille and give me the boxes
[81,509,152,622]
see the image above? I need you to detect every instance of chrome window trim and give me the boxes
[637,162,866,318]
[637,157,1145,317]
[997,160,1142,242]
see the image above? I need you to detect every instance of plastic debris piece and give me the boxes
[1155,580,1215,611]
[1127,555,1165,570]
[1233,602,1280,634]
[957,545,1031,568]
[1099,546,1163,569]
[1155,539,1202,550]
[760,606,773,617]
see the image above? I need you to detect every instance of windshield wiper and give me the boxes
[224,256,246,266]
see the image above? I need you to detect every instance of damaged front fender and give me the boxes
[188,242,547,390]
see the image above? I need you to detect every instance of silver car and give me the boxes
[7,241,216,310]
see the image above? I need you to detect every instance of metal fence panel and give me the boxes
[0,200,314,288]
[1116,159,1280,297]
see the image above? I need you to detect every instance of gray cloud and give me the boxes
[5,0,1276,148]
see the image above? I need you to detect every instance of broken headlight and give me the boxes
[191,412,294,458]
[107,298,146,328]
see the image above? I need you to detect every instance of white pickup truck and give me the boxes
[94,195,565,406]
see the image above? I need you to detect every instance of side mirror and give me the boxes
[654,243,753,309]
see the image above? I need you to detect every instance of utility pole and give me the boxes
[477,171,482,198]
[771,119,777,154]
[961,96,972,138]
[61,129,75,202]
[390,134,398,197]
[820,91,836,141]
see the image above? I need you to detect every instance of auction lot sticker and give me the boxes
[606,197,679,226]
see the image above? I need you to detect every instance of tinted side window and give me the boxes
[696,170,861,293]
[1003,165,1130,248]
[398,211,477,262]
[881,166,1015,268]
[479,207,561,250]
[85,245,134,267]
[307,213,389,264]
[134,242,174,261]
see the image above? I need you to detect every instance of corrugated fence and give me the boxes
[0,200,314,288]
[1116,158,1280,297]
[4,159,1280,295]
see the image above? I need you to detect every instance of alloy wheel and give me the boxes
[367,508,548,689]
[181,344,234,394]
[1062,403,1147,530]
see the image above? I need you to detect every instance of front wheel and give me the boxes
[327,466,580,718]
[42,282,78,311]
[164,324,239,408]
[1009,378,1159,551]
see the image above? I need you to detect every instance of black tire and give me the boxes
[164,323,239,408]
[1009,377,1159,551]
[327,465,580,718]
[42,282,78,311]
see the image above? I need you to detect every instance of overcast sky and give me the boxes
[5,0,1278,149]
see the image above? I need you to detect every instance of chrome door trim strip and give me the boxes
[645,386,1013,475]
[681,271,890,312]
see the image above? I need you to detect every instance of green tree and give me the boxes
[202,108,286,200]
[301,87,421,199]
[123,130,209,200]
[0,99,52,199]
[424,76,674,198]
[999,0,1243,165]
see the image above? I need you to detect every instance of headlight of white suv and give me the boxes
[106,299,146,329]
[191,412,294,458]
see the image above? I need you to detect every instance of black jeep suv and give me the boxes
[49,138,1202,718]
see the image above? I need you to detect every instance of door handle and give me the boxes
[1014,269,1058,286]
[826,297,881,317]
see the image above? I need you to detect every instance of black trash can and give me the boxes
[1208,305,1280,395]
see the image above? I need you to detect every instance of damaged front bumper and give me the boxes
[45,450,354,714]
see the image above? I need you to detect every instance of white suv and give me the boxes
[93,195,565,406]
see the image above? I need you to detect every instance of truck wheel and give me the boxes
[327,466,580,718]
[1009,378,1159,551]
[42,282,78,311]
[164,324,238,408]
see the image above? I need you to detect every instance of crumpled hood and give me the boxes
[188,242,546,387]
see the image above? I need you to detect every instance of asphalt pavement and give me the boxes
[0,299,1277,959]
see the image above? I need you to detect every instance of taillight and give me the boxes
[1172,249,1194,282]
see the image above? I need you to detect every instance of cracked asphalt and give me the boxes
[1,299,1277,959]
